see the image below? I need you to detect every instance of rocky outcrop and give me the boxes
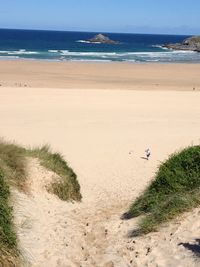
[88,34,120,44]
[164,36,200,52]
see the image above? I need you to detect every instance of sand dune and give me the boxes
[0,83,200,266]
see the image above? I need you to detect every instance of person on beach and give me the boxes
[145,148,151,160]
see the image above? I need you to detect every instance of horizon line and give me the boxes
[0,27,194,37]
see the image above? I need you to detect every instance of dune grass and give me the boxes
[0,141,26,190]
[127,145,200,235]
[26,145,82,201]
[0,139,81,265]
[0,141,25,265]
[0,172,18,265]
[0,140,81,201]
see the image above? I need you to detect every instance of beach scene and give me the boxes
[0,1,200,267]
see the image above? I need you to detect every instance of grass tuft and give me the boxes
[0,168,19,265]
[0,140,26,190]
[0,139,81,265]
[127,145,200,235]
[26,145,82,201]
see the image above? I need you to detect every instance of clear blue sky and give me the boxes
[0,0,200,34]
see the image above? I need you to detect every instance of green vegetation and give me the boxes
[0,141,24,265]
[26,145,81,201]
[0,173,18,265]
[128,146,200,235]
[0,139,81,265]
[0,141,26,190]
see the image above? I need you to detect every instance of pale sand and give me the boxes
[0,62,200,266]
[0,60,200,90]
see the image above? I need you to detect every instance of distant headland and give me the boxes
[164,36,200,52]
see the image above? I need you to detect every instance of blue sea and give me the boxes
[0,29,200,63]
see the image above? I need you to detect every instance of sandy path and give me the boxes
[0,87,199,266]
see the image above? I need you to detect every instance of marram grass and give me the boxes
[26,145,81,201]
[0,139,81,265]
[128,145,200,235]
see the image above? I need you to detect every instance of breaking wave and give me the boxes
[0,49,199,63]
[0,49,39,55]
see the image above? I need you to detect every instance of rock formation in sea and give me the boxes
[88,34,120,44]
[164,36,200,52]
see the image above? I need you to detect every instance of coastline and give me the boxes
[0,60,200,90]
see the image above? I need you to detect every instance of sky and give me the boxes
[0,0,200,35]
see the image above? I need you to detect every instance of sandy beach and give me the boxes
[0,60,200,91]
[0,61,200,266]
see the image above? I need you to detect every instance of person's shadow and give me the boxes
[141,157,148,160]
[179,239,200,257]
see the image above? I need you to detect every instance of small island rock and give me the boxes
[88,34,120,44]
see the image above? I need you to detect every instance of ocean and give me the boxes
[0,28,199,63]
